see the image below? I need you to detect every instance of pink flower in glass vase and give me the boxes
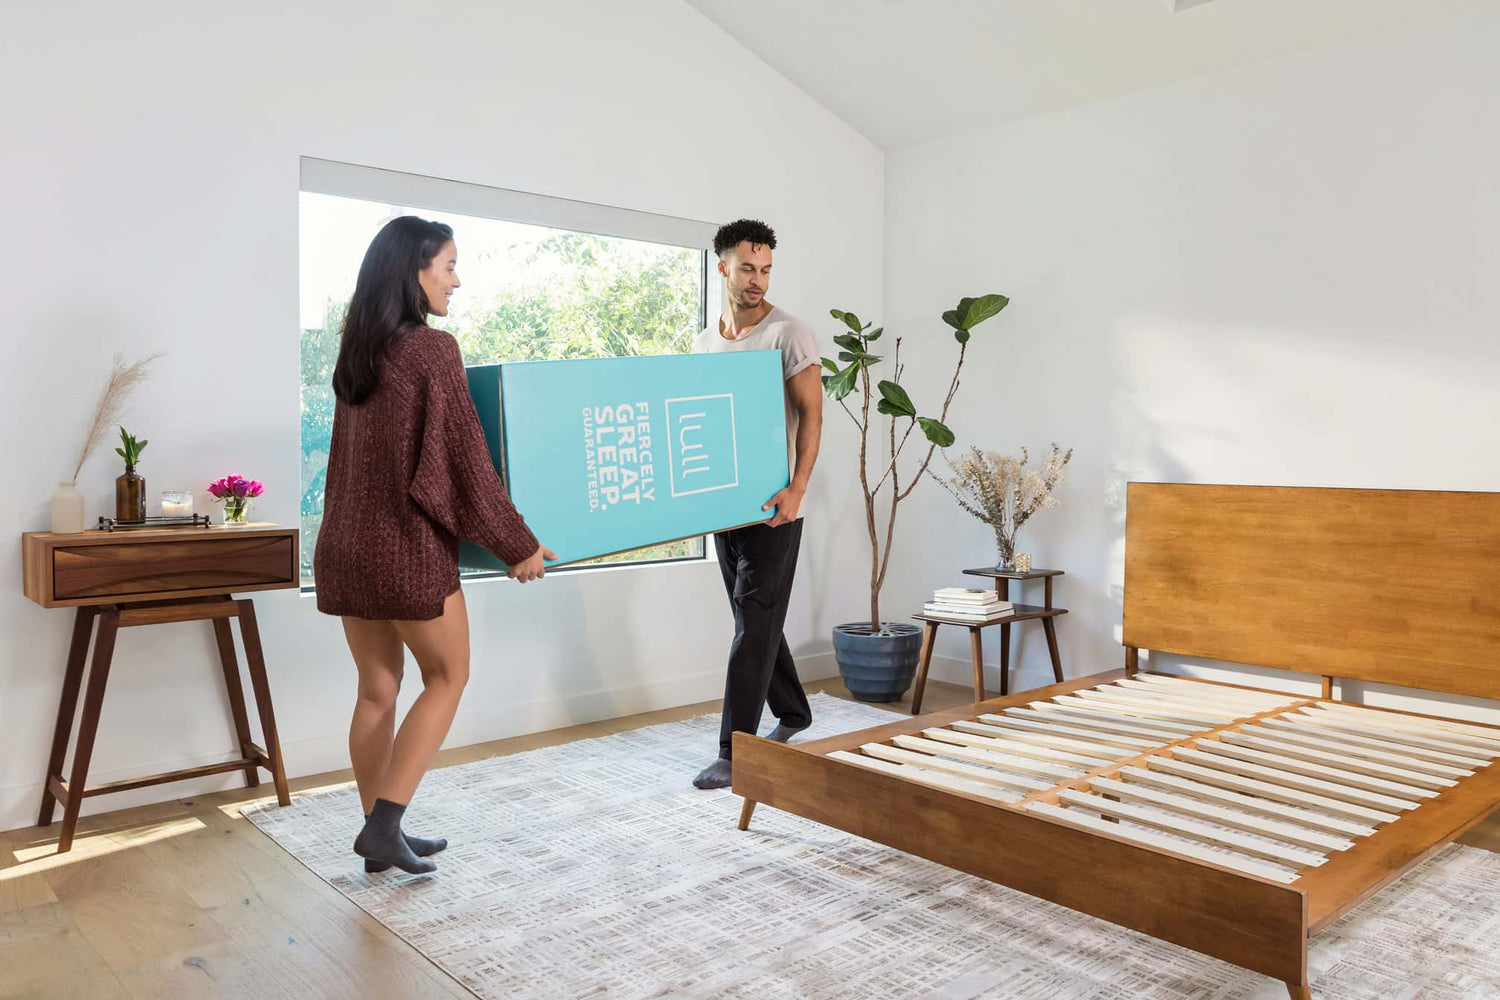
[208,473,263,525]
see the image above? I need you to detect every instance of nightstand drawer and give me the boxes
[51,534,295,601]
[23,526,299,607]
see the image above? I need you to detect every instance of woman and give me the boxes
[315,216,554,875]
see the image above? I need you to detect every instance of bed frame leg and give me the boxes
[1124,645,1139,677]
[1285,982,1312,999]
[737,798,757,831]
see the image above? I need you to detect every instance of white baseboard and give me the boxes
[2,650,843,836]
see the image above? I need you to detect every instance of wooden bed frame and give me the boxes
[732,483,1500,999]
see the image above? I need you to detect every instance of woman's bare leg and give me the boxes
[380,588,471,805]
[341,616,404,817]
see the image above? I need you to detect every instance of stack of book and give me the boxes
[923,587,1016,622]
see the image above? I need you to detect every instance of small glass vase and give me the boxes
[992,490,1020,571]
[992,524,1017,572]
[222,499,251,526]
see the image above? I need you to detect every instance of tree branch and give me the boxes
[857,360,880,627]
[836,397,862,431]
[895,340,967,503]
[870,418,918,494]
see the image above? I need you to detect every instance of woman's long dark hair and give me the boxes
[332,216,454,405]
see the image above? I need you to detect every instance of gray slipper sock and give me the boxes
[768,722,808,743]
[692,757,733,790]
[363,813,448,873]
[354,798,436,875]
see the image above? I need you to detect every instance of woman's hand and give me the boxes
[508,544,556,583]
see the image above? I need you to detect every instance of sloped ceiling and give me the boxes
[683,0,1483,147]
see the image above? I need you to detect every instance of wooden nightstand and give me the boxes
[21,524,298,853]
[909,568,1068,714]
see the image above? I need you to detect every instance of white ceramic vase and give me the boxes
[51,481,86,533]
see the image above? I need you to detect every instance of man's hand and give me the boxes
[763,485,805,527]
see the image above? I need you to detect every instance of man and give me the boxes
[692,219,824,790]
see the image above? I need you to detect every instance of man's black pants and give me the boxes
[714,519,812,760]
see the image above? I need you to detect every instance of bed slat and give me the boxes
[1057,789,1328,869]
[1025,801,1299,884]
[827,749,1022,802]
[1148,756,1401,824]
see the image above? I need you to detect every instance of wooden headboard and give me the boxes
[1123,483,1500,701]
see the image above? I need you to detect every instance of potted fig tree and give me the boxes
[822,293,1009,700]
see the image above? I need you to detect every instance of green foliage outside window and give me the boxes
[300,228,706,585]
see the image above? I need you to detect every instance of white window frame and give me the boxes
[298,157,720,586]
[301,157,718,257]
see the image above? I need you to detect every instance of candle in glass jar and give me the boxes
[161,490,193,518]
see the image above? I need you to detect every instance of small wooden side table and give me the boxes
[909,568,1068,715]
[21,524,298,853]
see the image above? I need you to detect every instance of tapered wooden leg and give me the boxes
[910,621,938,715]
[214,616,260,789]
[58,609,120,853]
[737,798,757,830]
[38,607,95,827]
[1286,984,1312,1000]
[970,627,985,702]
[1043,617,1064,683]
[1125,645,1139,676]
[999,622,1012,697]
[237,599,291,806]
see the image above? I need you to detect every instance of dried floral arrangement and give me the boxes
[70,352,162,483]
[932,443,1072,569]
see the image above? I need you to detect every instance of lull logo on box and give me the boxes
[665,394,739,497]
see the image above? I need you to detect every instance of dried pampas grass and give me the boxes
[70,352,163,483]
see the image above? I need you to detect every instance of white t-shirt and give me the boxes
[693,304,819,490]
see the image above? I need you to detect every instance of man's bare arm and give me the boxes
[764,365,823,526]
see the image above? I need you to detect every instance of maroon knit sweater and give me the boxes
[314,327,539,621]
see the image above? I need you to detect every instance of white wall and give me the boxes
[0,0,882,833]
[885,6,1500,714]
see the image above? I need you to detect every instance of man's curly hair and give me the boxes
[713,219,776,258]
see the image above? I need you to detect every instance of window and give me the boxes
[298,159,719,587]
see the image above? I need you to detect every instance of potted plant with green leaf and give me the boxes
[822,293,1009,701]
[114,426,148,522]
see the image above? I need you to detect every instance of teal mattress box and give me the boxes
[459,350,788,572]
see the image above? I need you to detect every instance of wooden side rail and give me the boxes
[732,731,1310,988]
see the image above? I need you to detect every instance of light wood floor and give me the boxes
[5,677,1500,1000]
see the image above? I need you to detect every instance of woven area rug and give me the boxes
[244,693,1500,999]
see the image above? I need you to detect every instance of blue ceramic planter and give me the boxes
[833,623,923,702]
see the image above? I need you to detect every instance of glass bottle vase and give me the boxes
[115,466,146,522]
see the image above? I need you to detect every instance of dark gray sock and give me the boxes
[692,757,733,789]
[363,813,448,873]
[768,721,808,743]
[354,798,436,875]
[402,830,447,856]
